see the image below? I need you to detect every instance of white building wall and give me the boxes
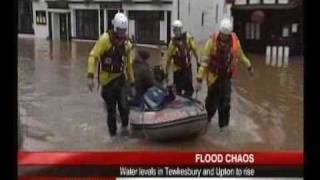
[31,0,231,44]
[178,0,231,43]
[71,9,76,37]
[160,12,167,42]
[128,20,135,40]
[32,0,49,38]
[104,9,107,32]
[52,13,60,40]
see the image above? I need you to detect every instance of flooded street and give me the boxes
[18,37,303,151]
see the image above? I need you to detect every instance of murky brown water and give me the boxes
[18,37,303,151]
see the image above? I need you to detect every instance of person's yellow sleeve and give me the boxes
[187,33,199,64]
[125,41,135,84]
[165,41,174,74]
[87,33,111,77]
[238,41,252,68]
[197,38,213,81]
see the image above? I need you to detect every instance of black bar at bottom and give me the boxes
[18,165,303,177]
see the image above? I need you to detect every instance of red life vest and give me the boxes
[172,32,191,68]
[208,32,241,78]
[101,30,128,73]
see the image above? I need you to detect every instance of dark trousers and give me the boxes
[101,75,129,136]
[173,66,194,98]
[205,77,231,128]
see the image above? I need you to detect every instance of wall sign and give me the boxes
[251,10,265,24]
[36,11,46,25]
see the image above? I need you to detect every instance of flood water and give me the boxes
[18,37,303,151]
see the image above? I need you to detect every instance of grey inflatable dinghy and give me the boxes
[130,95,208,140]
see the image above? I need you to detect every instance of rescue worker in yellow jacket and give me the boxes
[165,20,199,98]
[195,18,254,132]
[87,12,135,137]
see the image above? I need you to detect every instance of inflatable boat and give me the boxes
[130,95,208,140]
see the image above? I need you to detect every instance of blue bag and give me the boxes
[143,86,168,111]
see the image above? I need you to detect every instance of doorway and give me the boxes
[60,14,68,40]
[107,10,118,31]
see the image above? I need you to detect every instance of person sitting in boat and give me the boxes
[130,50,164,106]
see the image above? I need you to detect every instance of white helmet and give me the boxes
[172,20,183,28]
[219,18,233,35]
[172,20,183,37]
[112,12,128,31]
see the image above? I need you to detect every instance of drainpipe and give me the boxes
[177,0,180,19]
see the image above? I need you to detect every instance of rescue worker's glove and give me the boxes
[87,74,95,92]
[248,66,254,76]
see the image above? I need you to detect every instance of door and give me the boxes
[60,14,67,40]
[76,10,99,40]
[18,0,34,34]
[136,20,160,44]
[48,12,52,40]
[68,13,71,40]
[134,11,161,44]
[107,10,118,31]
[100,10,105,34]
[167,11,171,44]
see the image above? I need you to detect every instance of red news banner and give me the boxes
[18,151,303,178]
[19,151,303,165]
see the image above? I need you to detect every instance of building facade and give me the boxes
[178,0,232,44]
[231,0,303,55]
[20,0,232,45]
[18,0,34,34]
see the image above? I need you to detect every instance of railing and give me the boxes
[265,45,290,67]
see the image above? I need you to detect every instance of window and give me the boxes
[245,23,250,39]
[250,23,255,39]
[271,24,293,39]
[130,11,164,20]
[291,23,298,33]
[278,0,289,4]
[36,11,46,25]
[100,10,104,34]
[271,25,282,39]
[245,22,261,40]
[133,11,161,44]
[263,0,276,4]
[235,0,247,5]
[249,0,260,4]
[76,10,99,39]
[282,26,289,37]
[255,23,260,39]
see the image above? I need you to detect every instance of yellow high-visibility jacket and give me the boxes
[165,32,199,74]
[87,31,135,86]
[197,33,252,87]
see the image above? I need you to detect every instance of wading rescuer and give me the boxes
[165,20,199,98]
[195,18,254,132]
[87,12,135,138]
